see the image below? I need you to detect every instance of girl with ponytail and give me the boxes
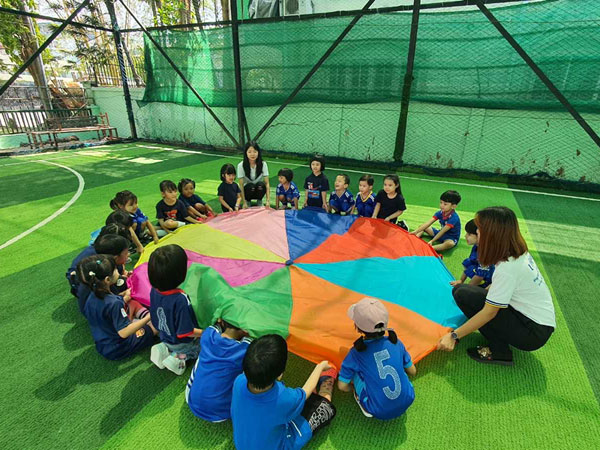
[78,254,157,360]
[337,298,417,420]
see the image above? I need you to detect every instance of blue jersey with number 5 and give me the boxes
[339,336,415,419]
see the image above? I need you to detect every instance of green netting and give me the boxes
[142,0,600,112]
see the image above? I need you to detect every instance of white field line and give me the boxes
[0,145,141,167]
[148,145,600,203]
[0,160,85,251]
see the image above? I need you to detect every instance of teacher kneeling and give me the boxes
[438,206,555,366]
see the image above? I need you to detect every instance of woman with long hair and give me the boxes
[237,141,271,208]
[437,206,555,365]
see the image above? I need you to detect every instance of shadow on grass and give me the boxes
[178,402,234,449]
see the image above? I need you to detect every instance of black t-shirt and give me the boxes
[218,182,241,211]
[156,199,188,222]
[375,190,406,224]
[304,173,330,207]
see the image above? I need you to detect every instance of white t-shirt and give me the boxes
[486,253,555,327]
[236,161,269,185]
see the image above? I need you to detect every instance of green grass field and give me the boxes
[1,142,599,449]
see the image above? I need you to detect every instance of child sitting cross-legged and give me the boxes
[156,180,200,237]
[149,244,203,376]
[411,190,461,252]
[178,178,214,221]
[451,219,495,289]
[329,173,354,215]
[338,297,416,420]
[275,168,300,210]
[110,190,160,252]
[185,319,252,422]
[231,334,337,449]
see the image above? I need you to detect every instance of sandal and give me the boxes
[467,346,514,366]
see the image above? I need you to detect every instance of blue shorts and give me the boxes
[98,324,155,360]
[432,228,458,246]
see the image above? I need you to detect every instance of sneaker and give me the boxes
[163,354,186,375]
[353,390,373,418]
[150,343,169,369]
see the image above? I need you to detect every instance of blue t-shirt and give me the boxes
[83,292,131,359]
[179,193,206,208]
[276,182,301,203]
[355,192,376,217]
[186,325,252,422]
[149,288,199,345]
[329,189,355,213]
[131,208,148,237]
[304,173,330,208]
[339,336,415,420]
[231,373,312,450]
[433,210,461,242]
[462,245,495,287]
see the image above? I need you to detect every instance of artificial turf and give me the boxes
[0,142,599,449]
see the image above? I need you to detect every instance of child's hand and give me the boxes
[317,360,332,372]
[153,238,160,245]
[200,214,207,220]
[264,202,271,209]
[136,245,144,255]
[450,280,463,286]
[122,289,132,302]
[242,201,248,209]
[384,217,391,222]
[322,204,328,211]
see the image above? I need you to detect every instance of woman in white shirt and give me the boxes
[438,206,555,365]
[237,141,271,208]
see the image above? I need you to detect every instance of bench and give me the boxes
[27,112,119,149]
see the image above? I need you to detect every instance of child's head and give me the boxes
[109,190,138,214]
[220,163,236,184]
[94,233,130,266]
[440,190,461,213]
[78,254,118,299]
[334,173,350,191]
[148,244,188,292]
[277,168,293,184]
[358,174,374,194]
[309,154,325,175]
[218,318,246,339]
[105,210,133,230]
[348,297,398,352]
[243,334,288,389]
[97,223,130,241]
[383,174,401,195]
[178,178,196,198]
[464,219,478,245]
[159,180,178,203]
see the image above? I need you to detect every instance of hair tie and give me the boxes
[88,271,96,277]
[96,260,102,265]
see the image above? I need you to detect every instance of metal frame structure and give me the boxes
[0,0,598,155]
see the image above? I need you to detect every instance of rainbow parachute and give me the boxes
[129,208,466,368]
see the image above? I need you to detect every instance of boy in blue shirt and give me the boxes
[231,335,337,449]
[353,174,376,217]
[186,319,252,422]
[411,190,462,252]
[148,244,203,375]
[329,173,354,215]
[451,219,495,288]
[275,168,300,210]
[338,297,416,420]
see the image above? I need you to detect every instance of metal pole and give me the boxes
[393,0,421,163]
[230,0,249,146]
[0,0,91,98]
[475,0,600,148]
[253,0,376,142]
[0,5,112,32]
[118,0,240,147]
[105,0,137,139]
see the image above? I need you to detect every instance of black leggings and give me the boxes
[452,284,554,359]
[243,181,266,202]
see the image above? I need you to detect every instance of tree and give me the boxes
[0,0,53,109]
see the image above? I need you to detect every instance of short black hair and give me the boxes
[160,180,177,193]
[148,244,188,291]
[109,190,137,210]
[359,174,374,187]
[243,334,288,389]
[98,223,130,241]
[465,219,477,235]
[94,234,129,255]
[220,319,241,331]
[178,178,195,194]
[220,163,236,180]
[309,154,325,172]
[105,209,133,228]
[337,173,350,185]
[277,168,293,182]
[440,190,461,205]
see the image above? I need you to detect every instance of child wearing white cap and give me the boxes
[338,297,417,419]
